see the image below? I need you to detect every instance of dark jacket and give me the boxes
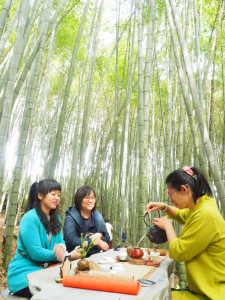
[63,207,110,253]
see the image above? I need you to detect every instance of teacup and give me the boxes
[112,263,125,274]
[118,252,127,261]
[141,248,149,260]
[98,259,110,272]
[103,257,116,267]
[150,251,160,256]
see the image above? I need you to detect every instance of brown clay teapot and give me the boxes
[144,212,167,244]
[130,247,144,258]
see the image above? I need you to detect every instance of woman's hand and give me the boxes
[89,233,102,245]
[69,248,81,260]
[153,217,172,230]
[89,233,109,251]
[53,244,65,261]
[145,202,166,214]
[153,217,177,243]
[98,240,109,251]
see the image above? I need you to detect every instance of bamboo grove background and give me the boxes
[1,0,225,267]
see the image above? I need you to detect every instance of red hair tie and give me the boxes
[182,166,194,176]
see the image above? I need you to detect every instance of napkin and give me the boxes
[62,275,141,295]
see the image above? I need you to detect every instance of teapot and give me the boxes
[144,211,167,244]
[130,247,144,258]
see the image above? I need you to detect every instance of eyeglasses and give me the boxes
[168,191,175,199]
[83,196,96,201]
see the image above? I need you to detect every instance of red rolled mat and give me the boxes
[62,275,141,295]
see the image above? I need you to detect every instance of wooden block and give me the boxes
[60,259,71,278]
[129,258,146,265]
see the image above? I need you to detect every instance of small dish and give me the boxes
[116,256,129,262]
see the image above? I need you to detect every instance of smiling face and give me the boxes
[38,190,60,216]
[167,185,195,210]
[80,190,96,213]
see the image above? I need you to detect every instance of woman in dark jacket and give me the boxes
[63,186,110,255]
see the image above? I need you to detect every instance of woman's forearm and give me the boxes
[165,222,177,243]
[162,204,176,218]
[98,240,109,251]
[146,201,176,218]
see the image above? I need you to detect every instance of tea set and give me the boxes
[98,257,125,274]
[97,212,168,273]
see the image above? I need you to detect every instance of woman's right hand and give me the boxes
[53,244,65,261]
[145,202,166,214]
[69,248,81,260]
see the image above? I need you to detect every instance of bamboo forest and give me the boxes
[0,0,225,273]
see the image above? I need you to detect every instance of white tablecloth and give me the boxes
[27,249,172,300]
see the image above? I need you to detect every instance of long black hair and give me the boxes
[166,167,212,203]
[74,185,96,211]
[26,179,61,234]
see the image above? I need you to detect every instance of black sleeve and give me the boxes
[99,216,110,244]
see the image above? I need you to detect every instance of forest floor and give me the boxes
[0,214,18,291]
[0,214,7,291]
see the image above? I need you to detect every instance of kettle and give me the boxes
[144,211,167,244]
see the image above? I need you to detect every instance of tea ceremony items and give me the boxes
[28,248,172,299]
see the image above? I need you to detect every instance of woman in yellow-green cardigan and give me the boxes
[146,166,225,300]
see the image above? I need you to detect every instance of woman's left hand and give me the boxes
[153,217,172,230]
[153,217,177,243]
[98,240,109,251]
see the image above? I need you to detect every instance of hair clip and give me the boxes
[182,166,194,176]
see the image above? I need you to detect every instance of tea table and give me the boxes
[27,249,173,300]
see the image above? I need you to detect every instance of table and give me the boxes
[27,250,173,300]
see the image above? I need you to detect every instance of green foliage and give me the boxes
[79,233,95,259]
[1,0,225,259]
[54,1,89,58]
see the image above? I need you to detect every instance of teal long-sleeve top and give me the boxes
[169,195,225,300]
[7,208,65,293]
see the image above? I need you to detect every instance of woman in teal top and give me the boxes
[146,166,225,300]
[8,179,80,298]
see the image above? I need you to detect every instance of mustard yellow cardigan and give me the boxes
[169,195,225,300]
